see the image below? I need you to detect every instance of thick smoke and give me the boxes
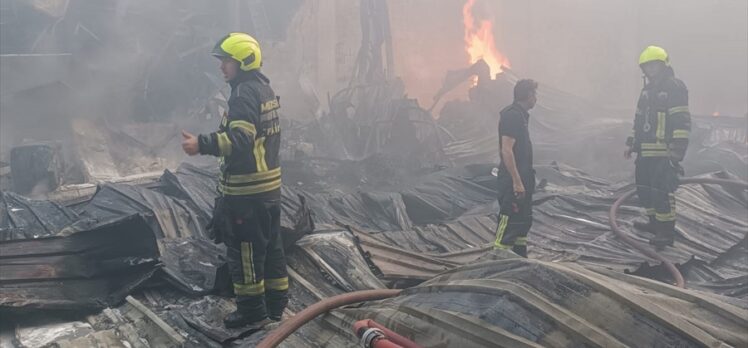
[0,0,301,170]
[1,0,746,171]
[389,0,747,117]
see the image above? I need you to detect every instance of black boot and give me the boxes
[267,311,283,322]
[512,245,527,258]
[649,221,675,250]
[266,289,288,321]
[224,298,268,328]
[223,310,268,328]
[634,215,656,233]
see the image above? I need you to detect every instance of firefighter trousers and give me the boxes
[494,171,535,256]
[215,197,288,320]
[635,157,679,233]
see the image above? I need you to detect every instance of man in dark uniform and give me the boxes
[625,46,691,249]
[494,79,538,257]
[181,32,287,327]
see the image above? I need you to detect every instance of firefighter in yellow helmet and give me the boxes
[624,46,691,249]
[181,33,287,328]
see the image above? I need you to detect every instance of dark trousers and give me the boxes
[216,197,288,319]
[635,157,678,232]
[494,172,534,255]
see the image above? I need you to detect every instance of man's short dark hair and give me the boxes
[514,79,538,102]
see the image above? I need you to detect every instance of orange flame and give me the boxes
[463,0,509,77]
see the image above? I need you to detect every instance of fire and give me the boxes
[463,0,510,77]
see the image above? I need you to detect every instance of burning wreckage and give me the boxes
[2,61,747,347]
[1,1,748,348]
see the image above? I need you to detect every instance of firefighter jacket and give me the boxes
[198,70,281,199]
[627,68,691,160]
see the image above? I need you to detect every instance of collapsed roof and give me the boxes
[1,3,746,347]
[2,134,746,347]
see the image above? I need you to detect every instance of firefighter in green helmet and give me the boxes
[182,32,287,328]
[625,46,691,249]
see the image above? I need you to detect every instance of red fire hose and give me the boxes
[353,321,404,348]
[353,319,424,348]
[257,289,401,348]
[258,177,746,346]
[608,177,748,288]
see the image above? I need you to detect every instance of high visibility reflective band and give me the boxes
[223,167,281,184]
[253,137,268,172]
[515,236,527,246]
[640,150,669,157]
[668,106,689,114]
[641,143,667,150]
[657,192,676,223]
[217,132,232,156]
[234,280,265,296]
[493,215,511,250]
[229,120,257,136]
[219,178,282,195]
[266,277,289,291]
[241,242,255,283]
[655,212,676,222]
[656,112,666,141]
[672,130,689,139]
[646,208,656,216]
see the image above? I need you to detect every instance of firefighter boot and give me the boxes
[266,289,288,321]
[649,221,675,250]
[634,215,656,234]
[224,298,269,328]
[512,245,528,258]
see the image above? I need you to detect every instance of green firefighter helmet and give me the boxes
[639,46,669,66]
[212,32,262,71]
